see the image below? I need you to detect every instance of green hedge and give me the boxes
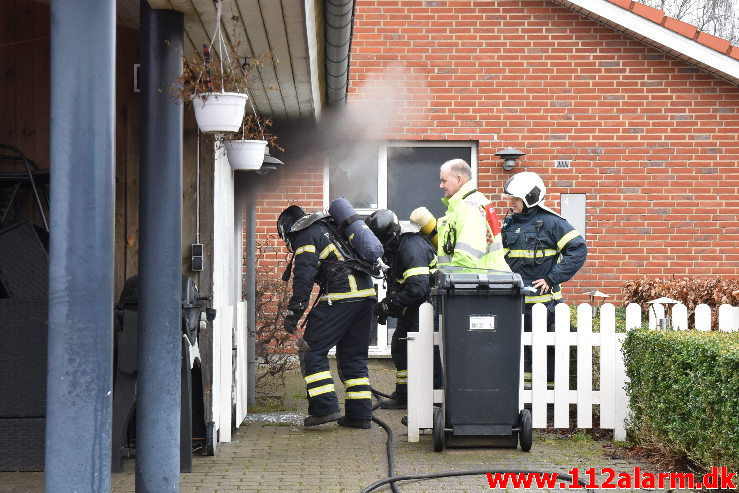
[623,329,739,472]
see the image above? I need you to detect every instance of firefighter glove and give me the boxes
[284,302,306,334]
[374,300,389,325]
[375,298,402,319]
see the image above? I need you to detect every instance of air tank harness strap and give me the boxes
[338,214,364,236]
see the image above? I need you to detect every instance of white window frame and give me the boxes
[325,141,477,356]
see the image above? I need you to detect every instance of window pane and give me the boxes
[387,146,471,221]
[328,147,378,209]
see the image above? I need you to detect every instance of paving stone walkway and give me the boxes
[1,359,663,492]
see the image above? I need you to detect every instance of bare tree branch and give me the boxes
[641,0,739,44]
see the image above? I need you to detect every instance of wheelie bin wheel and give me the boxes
[433,407,445,452]
[519,409,532,452]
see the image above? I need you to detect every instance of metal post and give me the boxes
[234,173,256,407]
[246,193,257,406]
[137,5,184,492]
[46,1,116,491]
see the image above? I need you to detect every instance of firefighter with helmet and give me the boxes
[366,209,437,409]
[501,172,588,387]
[277,205,376,429]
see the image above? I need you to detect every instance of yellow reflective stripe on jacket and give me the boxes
[487,241,503,254]
[307,384,335,397]
[557,230,581,250]
[346,391,372,400]
[525,291,563,304]
[348,274,358,291]
[506,249,558,258]
[320,288,376,302]
[402,266,430,279]
[344,377,370,388]
[454,241,485,259]
[319,243,344,261]
[304,370,332,384]
[295,245,316,255]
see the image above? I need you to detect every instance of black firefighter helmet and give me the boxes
[277,205,307,247]
[365,209,401,247]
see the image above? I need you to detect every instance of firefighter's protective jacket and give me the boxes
[288,220,376,306]
[437,181,510,272]
[384,233,437,316]
[502,205,587,305]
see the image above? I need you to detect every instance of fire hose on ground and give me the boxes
[362,387,676,493]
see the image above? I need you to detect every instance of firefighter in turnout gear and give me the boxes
[278,205,377,429]
[437,159,510,273]
[366,209,437,409]
[501,172,588,388]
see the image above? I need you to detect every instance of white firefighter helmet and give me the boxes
[503,172,546,208]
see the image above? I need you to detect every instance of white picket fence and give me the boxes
[521,302,738,440]
[407,302,739,442]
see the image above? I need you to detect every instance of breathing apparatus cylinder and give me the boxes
[410,207,438,248]
[328,197,384,263]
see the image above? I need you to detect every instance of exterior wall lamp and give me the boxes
[495,147,526,171]
[257,146,285,175]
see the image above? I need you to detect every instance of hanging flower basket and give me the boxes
[224,139,268,170]
[192,92,248,133]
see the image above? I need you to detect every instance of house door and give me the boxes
[327,142,476,355]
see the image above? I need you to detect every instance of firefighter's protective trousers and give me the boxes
[289,220,376,420]
[301,299,374,420]
[383,233,437,400]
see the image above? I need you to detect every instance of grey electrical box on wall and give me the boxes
[560,194,586,239]
[191,243,204,271]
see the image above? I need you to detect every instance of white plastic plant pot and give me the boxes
[224,140,268,170]
[192,92,248,133]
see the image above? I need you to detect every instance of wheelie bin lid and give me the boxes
[432,269,524,293]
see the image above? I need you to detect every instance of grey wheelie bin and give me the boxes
[431,270,532,452]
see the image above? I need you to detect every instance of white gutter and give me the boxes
[554,0,739,84]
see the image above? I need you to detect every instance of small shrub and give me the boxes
[623,329,739,473]
[251,239,295,394]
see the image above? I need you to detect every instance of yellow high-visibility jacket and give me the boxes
[437,181,510,273]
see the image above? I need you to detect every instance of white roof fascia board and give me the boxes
[559,0,739,83]
[305,0,322,120]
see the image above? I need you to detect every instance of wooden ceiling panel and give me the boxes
[147,0,316,119]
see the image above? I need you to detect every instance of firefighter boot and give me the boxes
[303,412,342,427]
[379,394,407,410]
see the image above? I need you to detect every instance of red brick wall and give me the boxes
[342,0,739,303]
[251,163,324,275]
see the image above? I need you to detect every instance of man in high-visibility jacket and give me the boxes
[437,159,510,273]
